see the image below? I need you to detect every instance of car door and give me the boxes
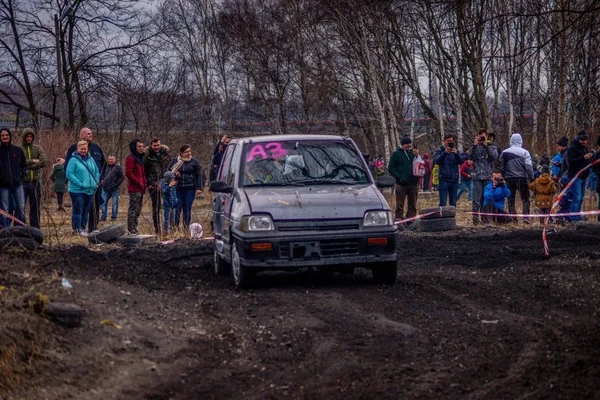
[221,144,242,254]
[211,144,236,240]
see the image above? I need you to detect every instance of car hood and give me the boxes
[243,184,386,219]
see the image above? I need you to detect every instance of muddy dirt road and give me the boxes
[2,224,600,399]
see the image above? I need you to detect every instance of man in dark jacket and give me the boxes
[388,135,419,221]
[0,128,27,227]
[65,127,106,232]
[125,139,146,234]
[567,131,594,221]
[499,133,535,223]
[592,136,600,221]
[143,138,170,234]
[100,155,124,221]
[469,129,499,225]
[434,134,465,207]
[20,127,47,228]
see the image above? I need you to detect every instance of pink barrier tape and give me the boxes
[395,211,437,225]
[542,159,600,255]
[0,209,26,226]
[469,210,600,218]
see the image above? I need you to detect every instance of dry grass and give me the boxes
[29,185,600,246]
[383,187,599,228]
[39,191,213,246]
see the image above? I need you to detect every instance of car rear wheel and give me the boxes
[214,245,231,276]
[372,261,397,285]
[231,243,253,289]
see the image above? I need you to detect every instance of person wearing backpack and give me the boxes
[434,134,466,207]
[388,135,419,221]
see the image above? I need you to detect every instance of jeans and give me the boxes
[0,186,26,228]
[163,206,176,233]
[569,178,586,221]
[457,180,472,201]
[101,188,120,220]
[472,180,489,224]
[23,181,42,228]
[507,178,531,222]
[69,192,94,233]
[438,181,458,207]
[175,189,196,228]
[149,187,161,233]
[127,192,143,233]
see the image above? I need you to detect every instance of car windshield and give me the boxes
[241,139,369,187]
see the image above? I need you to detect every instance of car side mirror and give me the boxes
[376,175,395,188]
[210,180,233,194]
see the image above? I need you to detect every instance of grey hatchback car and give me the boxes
[210,134,397,288]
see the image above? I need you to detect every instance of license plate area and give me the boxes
[290,241,320,260]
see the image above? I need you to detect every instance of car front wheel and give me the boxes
[372,261,397,285]
[231,243,253,289]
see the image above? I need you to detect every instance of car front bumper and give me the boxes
[231,228,397,268]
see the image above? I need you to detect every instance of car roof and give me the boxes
[230,134,350,145]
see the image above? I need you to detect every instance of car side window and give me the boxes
[217,144,235,182]
[227,144,242,187]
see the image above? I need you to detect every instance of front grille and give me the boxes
[276,220,360,232]
[278,224,359,232]
[320,239,360,257]
[279,239,360,259]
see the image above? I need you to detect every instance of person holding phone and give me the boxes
[468,129,499,225]
[434,134,466,207]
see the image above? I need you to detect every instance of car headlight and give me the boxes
[363,210,393,227]
[241,215,274,232]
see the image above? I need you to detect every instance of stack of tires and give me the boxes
[0,226,44,250]
[415,206,457,232]
[88,224,126,244]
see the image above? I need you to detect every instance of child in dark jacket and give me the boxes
[162,171,180,234]
[483,172,512,224]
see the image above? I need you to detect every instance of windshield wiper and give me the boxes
[294,179,362,185]
[244,182,306,187]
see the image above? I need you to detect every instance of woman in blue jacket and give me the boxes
[168,144,203,229]
[66,141,99,236]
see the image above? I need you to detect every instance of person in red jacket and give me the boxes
[125,139,146,234]
[457,159,474,201]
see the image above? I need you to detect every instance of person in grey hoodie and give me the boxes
[468,129,499,225]
[499,133,535,223]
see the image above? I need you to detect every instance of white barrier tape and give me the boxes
[0,209,26,226]
[543,159,600,255]
[395,211,437,225]
[469,210,600,218]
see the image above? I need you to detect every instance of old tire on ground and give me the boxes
[418,206,456,220]
[418,217,457,232]
[372,261,397,285]
[0,237,40,251]
[117,234,157,246]
[44,302,84,327]
[214,246,231,276]
[231,243,253,289]
[88,224,126,244]
[0,226,44,244]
